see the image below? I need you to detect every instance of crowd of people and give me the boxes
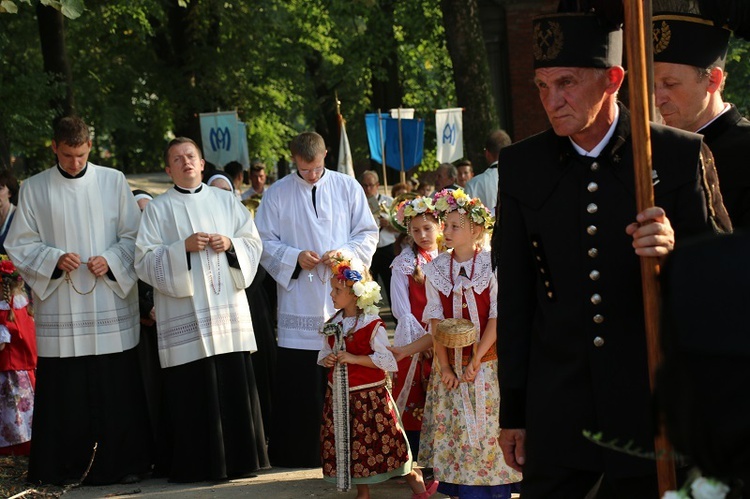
[2,7,750,499]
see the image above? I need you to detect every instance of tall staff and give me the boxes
[623,0,676,494]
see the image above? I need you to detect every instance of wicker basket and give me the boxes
[434,318,476,348]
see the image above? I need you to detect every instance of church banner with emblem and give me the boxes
[435,108,464,163]
[199,111,241,167]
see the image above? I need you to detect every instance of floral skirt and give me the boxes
[321,384,412,484]
[419,359,522,487]
[0,370,35,448]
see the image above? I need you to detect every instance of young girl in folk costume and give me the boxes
[388,196,443,463]
[420,189,521,499]
[318,252,438,499]
[0,255,37,456]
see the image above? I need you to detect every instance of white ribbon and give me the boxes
[395,353,420,415]
[332,329,351,491]
[451,275,487,447]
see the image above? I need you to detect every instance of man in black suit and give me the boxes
[653,12,750,228]
[494,13,719,498]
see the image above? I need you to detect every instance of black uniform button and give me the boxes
[591,293,602,305]
[587,182,598,192]
[591,162,600,171]
[547,291,554,298]
[589,270,600,281]
[532,241,539,248]
[593,314,604,324]
[587,203,598,214]
[593,336,605,347]
[588,248,599,258]
[587,225,598,236]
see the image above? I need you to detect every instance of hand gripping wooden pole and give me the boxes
[623,0,677,494]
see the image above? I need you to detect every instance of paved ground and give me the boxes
[59,467,447,499]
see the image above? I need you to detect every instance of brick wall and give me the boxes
[504,0,558,142]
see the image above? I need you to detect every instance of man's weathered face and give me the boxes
[361,174,379,198]
[534,67,610,140]
[165,142,205,188]
[457,166,473,187]
[52,140,92,176]
[435,169,453,191]
[250,169,266,190]
[654,62,713,132]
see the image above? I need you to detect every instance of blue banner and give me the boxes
[384,118,424,171]
[365,113,388,164]
[365,113,424,171]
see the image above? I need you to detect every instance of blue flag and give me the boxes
[365,113,388,164]
[384,118,424,171]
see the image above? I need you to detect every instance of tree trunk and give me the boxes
[36,3,74,120]
[369,0,403,112]
[441,0,499,173]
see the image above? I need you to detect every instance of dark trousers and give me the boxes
[371,243,394,304]
[520,464,660,499]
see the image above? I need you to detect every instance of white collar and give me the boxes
[569,104,620,158]
[697,103,732,133]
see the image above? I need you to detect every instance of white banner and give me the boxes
[435,108,464,163]
[237,121,250,169]
[199,111,240,167]
[390,108,415,119]
[337,117,355,178]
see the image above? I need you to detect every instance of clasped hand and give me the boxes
[323,351,354,367]
[186,232,230,253]
[57,253,109,277]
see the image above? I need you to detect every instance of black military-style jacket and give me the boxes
[495,104,715,476]
[700,104,750,229]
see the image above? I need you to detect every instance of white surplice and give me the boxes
[135,186,262,368]
[255,170,378,350]
[465,165,498,213]
[5,164,141,358]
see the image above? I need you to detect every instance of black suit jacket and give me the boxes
[700,104,750,229]
[495,105,715,476]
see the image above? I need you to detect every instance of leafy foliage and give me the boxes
[724,37,750,118]
[2,0,461,176]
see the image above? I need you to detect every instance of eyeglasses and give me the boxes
[297,166,324,176]
[362,183,377,188]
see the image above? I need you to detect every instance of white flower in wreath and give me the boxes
[413,198,430,214]
[662,491,688,499]
[690,477,730,499]
[352,281,366,297]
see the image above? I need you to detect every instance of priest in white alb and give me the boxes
[255,131,378,468]
[135,137,268,482]
[5,116,152,485]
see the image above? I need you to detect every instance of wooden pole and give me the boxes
[397,108,406,185]
[377,108,388,192]
[623,0,676,495]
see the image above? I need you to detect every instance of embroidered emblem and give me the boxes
[652,169,660,186]
[653,21,671,54]
[533,21,564,61]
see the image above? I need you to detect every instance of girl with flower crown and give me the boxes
[420,188,522,499]
[388,195,443,466]
[0,255,37,456]
[318,252,438,499]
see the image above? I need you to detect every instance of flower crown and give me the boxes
[433,188,494,230]
[0,255,22,283]
[391,196,439,233]
[328,251,382,316]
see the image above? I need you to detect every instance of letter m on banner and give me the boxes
[199,111,240,167]
[435,108,464,163]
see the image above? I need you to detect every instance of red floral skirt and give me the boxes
[321,384,410,481]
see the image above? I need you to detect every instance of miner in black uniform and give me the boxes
[653,12,750,229]
[494,13,720,498]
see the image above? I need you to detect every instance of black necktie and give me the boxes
[311,185,318,217]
